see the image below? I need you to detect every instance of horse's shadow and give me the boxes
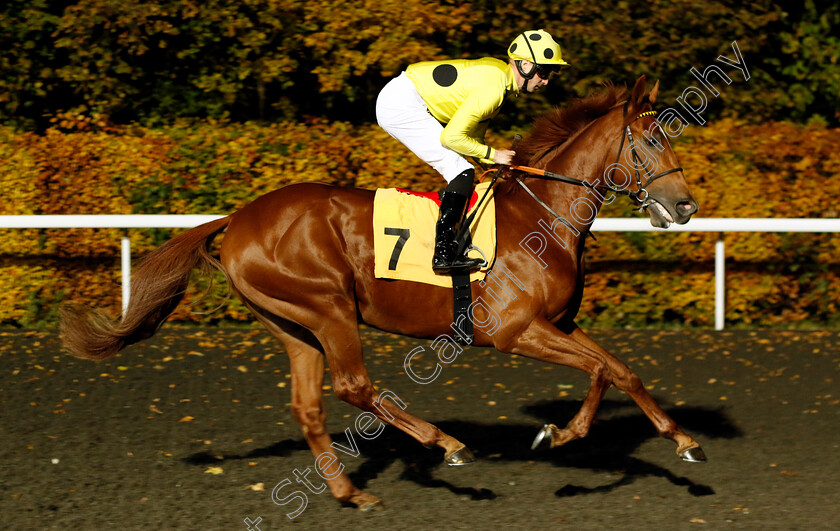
[184,399,740,501]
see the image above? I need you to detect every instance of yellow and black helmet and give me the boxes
[508,29,568,67]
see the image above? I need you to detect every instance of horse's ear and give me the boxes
[630,75,646,110]
[649,80,660,104]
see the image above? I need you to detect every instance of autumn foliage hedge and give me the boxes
[2,117,839,328]
[2,1,838,127]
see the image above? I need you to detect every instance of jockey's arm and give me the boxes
[440,93,508,165]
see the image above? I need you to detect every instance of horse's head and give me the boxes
[617,76,698,228]
[510,77,698,229]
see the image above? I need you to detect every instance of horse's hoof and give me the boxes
[679,446,707,463]
[358,499,385,512]
[531,424,556,450]
[445,446,476,466]
[348,491,383,512]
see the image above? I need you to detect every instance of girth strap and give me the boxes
[451,271,474,345]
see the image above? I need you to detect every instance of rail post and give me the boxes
[121,236,131,314]
[715,234,725,330]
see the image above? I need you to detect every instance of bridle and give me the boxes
[510,101,683,217]
[609,100,683,207]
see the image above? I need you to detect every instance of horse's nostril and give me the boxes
[677,200,698,216]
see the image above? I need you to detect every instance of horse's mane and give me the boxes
[512,83,628,168]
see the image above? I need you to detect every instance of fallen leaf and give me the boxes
[205,466,224,475]
[179,416,195,422]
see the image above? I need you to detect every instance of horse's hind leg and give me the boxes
[244,303,382,510]
[286,337,384,510]
[238,287,472,510]
[250,291,471,462]
[316,319,474,464]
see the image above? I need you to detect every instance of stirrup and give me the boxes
[432,250,485,273]
[432,239,489,273]
[464,243,489,268]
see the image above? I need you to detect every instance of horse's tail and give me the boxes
[60,216,232,360]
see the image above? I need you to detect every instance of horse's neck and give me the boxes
[514,115,618,233]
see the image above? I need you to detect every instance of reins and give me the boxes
[509,102,683,213]
[455,101,683,251]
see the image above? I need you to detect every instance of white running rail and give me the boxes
[2,215,838,329]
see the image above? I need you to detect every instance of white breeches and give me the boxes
[375,72,474,183]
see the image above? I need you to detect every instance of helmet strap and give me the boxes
[515,60,537,93]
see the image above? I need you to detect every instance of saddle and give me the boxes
[372,181,497,288]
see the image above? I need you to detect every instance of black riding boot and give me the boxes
[432,171,484,273]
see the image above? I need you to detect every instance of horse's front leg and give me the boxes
[503,318,612,449]
[503,318,705,462]
[567,326,706,462]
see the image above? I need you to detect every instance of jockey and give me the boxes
[376,29,568,273]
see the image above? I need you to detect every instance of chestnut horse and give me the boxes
[61,76,702,511]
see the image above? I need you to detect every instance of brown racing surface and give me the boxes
[1,328,839,530]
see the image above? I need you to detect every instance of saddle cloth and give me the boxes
[372,181,497,287]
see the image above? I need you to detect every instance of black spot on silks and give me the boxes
[529,33,542,41]
[433,64,458,87]
[544,48,554,59]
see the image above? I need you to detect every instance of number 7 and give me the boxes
[384,228,411,270]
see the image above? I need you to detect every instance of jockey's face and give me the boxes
[523,61,551,92]
[514,60,552,93]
